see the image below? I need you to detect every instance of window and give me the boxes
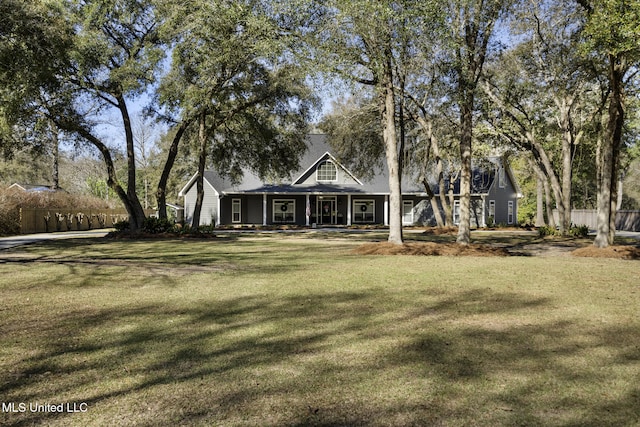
[353,200,375,223]
[316,161,337,182]
[453,200,460,225]
[232,199,241,223]
[488,200,495,218]
[402,200,414,225]
[273,199,295,223]
[508,201,514,224]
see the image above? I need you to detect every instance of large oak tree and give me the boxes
[578,0,640,247]
[156,0,316,227]
[302,0,440,244]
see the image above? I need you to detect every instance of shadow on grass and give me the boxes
[0,237,326,288]
[2,287,639,426]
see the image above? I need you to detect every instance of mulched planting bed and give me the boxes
[353,242,511,257]
[354,241,640,259]
[572,245,640,260]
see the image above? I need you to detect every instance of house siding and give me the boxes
[406,196,486,227]
[183,183,218,226]
[180,137,520,228]
[413,199,437,225]
[486,168,518,225]
[217,195,264,225]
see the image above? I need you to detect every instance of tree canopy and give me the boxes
[1,0,639,245]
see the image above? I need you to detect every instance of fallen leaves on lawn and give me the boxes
[572,245,640,260]
[352,242,510,257]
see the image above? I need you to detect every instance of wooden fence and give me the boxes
[615,210,640,232]
[554,209,640,232]
[19,208,154,234]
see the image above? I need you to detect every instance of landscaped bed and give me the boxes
[353,240,640,259]
[353,241,511,257]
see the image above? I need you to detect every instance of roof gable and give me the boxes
[293,151,363,186]
[178,136,520,197]
[178,171,223,197]
[429,157,517,196]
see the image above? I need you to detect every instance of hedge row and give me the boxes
[0,187,114,236]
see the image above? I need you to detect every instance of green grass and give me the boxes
[1,234,639,426]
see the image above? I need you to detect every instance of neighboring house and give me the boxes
[8,183,58,192]
[179,134,521,227]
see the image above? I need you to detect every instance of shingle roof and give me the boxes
[8,183,59,192]
[183,134,389,195]
[182,135,508,197]
[432,160,499,196]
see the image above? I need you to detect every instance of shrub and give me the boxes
[142,216,174,234]
[538,225,558,237]
[569,224,589,238]
[196,224,217,234]
[113,220,130,232]
[0,186,119,235]
[538,224,590,238]
[487,216,495,228]
[0,207,20,235]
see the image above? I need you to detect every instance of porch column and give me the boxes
[262,193,267,226]
[216,196,222,226]
[305,194,310,226]
[481,195,486,228]
[347,194,352,226]
[384,195,389,226]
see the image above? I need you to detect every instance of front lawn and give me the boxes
[1,234,639,426]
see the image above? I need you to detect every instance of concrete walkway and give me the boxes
[615,231,640,240]
[0,229,110,250]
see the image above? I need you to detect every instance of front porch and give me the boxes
[220,193,392,227]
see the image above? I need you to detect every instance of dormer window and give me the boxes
[316,160,337,182]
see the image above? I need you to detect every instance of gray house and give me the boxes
[179,134,521,227]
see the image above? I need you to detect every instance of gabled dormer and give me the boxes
[293,152,363,187]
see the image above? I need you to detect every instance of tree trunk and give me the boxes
[532,161,556,228]
[416,116,445,227]
[535,166,545,226]
[594,55,625,248]
[527,130,566,232]
[543,176,556,229]
[61,119,142,232]
[117,93,146,231]
[616,177,623,210]
[530,157,554,228]
[191,113,208,228]
[156,121,190,220]
[445,181,455,226]
[430,126,447,228]
[49,120,59,190]
[380,62,403,245]
[422,179,444,227]
[454,1,501,244]
[559,99,574,233]
[457,100,473,245]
